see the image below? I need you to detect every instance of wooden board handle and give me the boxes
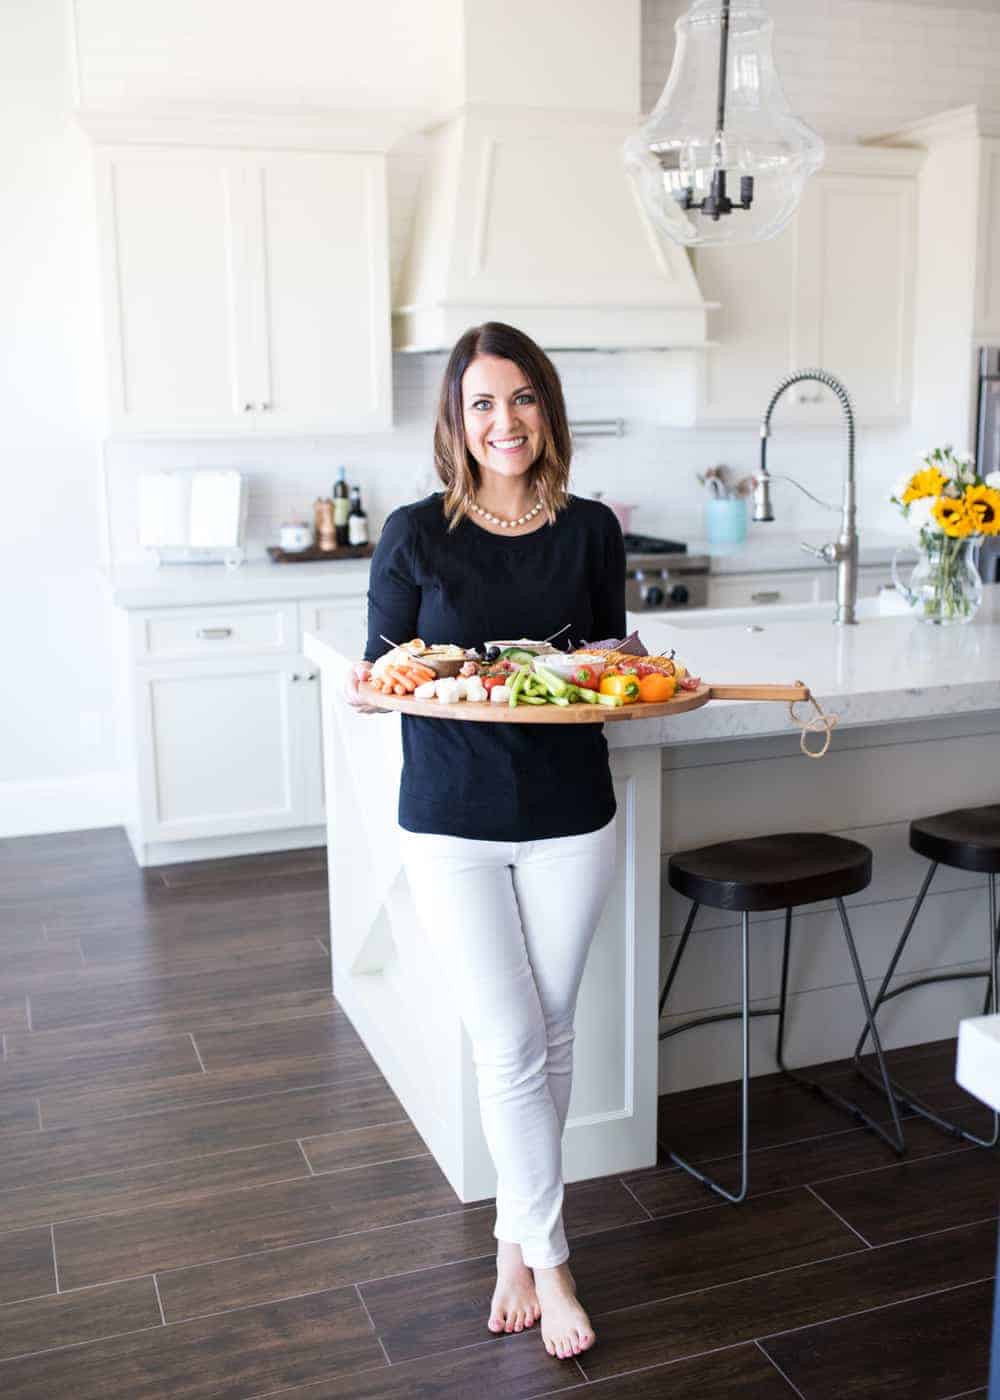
[707,682,811,702]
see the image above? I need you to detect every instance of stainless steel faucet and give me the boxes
[752,368,859,625]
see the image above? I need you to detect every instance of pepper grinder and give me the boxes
[313,497,336,551]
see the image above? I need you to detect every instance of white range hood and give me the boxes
[393,1,711,353]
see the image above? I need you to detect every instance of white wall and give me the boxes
[0,0,119,836]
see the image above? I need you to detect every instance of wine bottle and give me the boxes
[348,485,369,547]
[332,466,350,547]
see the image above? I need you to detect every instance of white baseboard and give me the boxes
[0,770,124,838]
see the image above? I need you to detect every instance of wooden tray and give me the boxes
[267,543,374,564]
[357,681,809,724]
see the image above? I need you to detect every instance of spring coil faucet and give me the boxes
[752,369,859,625]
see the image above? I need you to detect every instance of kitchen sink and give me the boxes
[627,596,886,634]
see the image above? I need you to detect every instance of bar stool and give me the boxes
[660,831,906,1203]
[853,803,1000,1148]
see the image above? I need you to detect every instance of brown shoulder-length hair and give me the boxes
[433,322,572,531]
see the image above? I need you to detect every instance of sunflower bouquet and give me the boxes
[890,445,1000,623]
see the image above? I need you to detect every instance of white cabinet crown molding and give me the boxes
[815,144,925,177]
[77,103,433,154]
[864,104,1000,150]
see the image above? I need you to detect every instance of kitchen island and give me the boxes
[304,587,1000,1201]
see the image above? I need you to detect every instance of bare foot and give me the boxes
[488,1240,541,1334]
[534,1262,596,1359]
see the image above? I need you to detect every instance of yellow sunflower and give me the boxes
[963,484,1000,535]
[902,466,948,503]
[931,496,975,538]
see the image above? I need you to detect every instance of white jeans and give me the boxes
[399,814,617,1268]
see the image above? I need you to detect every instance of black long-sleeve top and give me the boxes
[364,492,626,842]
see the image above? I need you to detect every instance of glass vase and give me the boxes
[891,536,983,625]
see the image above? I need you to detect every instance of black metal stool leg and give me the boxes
[667,911,752,1203]
[854,870,1000,1149]
[982,881,1000,1017]
[659,902,699,1018]
[774,905,906,1155]
[853,862,938,1064]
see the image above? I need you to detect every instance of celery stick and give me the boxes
[533,665,568,698]
[508,666,529,708]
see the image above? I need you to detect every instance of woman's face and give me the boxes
[461,354,544,481]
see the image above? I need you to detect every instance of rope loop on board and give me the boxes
[788,684,838,759]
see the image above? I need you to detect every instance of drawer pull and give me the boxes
[196,627,233,640]
[750,590,781,604]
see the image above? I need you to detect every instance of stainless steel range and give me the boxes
[622,533,709,611]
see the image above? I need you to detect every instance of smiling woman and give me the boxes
[342,321,628,1361]
[433,322,573,534]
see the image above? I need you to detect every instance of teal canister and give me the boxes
[705,497,748,546]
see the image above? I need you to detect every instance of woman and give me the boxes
[345,322,625,1360]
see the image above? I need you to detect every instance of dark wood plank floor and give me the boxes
[0,827,995,1398]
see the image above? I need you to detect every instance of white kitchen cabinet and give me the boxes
[133,655,306,843]
[706,570,823,611]
[693,149,920,427]
[708,563,894,611]
[116,591,367,863]
[95,145,391,436]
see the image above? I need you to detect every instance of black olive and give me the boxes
[484,646,500,663]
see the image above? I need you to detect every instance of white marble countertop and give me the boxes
[604,585,1000,747]
[107,558,372,609]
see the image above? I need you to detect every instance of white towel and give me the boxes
[138,473,188,548]
[189,471,244,548]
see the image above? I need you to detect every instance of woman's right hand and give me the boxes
[344,660,385,715]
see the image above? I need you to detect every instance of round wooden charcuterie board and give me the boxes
[357,681,713,723]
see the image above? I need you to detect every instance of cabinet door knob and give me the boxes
[196,627,233,640]
[290,673,301,682]
[750,590,781,604]
[243,402,254,412]
[260,401,271,411]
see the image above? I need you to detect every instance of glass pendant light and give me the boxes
[624,0,824,247]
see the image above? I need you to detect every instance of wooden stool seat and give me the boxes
[668,832,872,912]
[910,805,1000,874]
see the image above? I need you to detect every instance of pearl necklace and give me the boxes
[468,497,544,530]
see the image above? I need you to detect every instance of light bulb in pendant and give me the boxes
[624,0,824,248]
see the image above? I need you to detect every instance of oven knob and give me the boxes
[669,583,690,605]
[643,584,665,607]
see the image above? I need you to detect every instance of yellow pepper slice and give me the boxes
[599,673,640,704]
